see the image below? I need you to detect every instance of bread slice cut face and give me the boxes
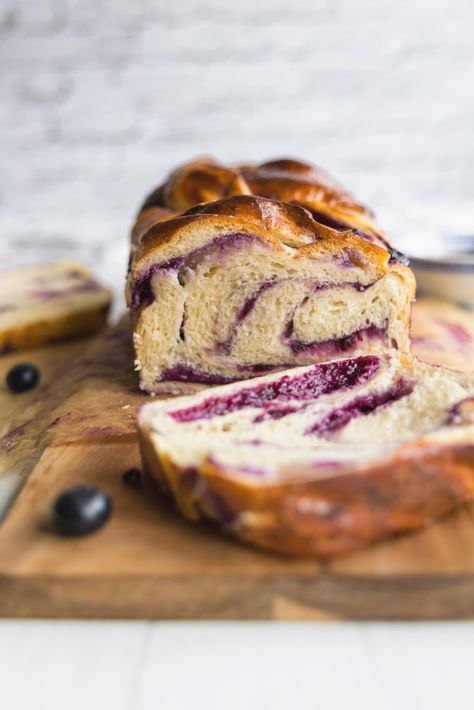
[138,352,474,558]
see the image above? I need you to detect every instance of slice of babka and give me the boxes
[138,352,474,558]
[0,261,111,353]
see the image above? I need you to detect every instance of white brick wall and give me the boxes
[1,0,474,297]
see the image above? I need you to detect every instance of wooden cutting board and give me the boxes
[0,338,473,620]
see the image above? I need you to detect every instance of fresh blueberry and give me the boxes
[389,249,410,266]
[52,485,112,536]
[122,467,142,489]
[339,336,354,351]
[6,363,40,393]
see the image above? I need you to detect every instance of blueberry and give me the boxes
[339,336,354,351]
[389,249,410,266]
[52,485,112,536]
[122,467,142,488]
[6,363,40,393]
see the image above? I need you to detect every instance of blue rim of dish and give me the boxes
[410,257,474,273]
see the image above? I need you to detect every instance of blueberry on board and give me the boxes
[122,467,142,489]
[52,485,112,536]
[6,363,40,393]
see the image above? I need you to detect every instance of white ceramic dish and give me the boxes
[407,235,474,309]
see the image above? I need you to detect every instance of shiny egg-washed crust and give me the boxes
[131,206,176,250]
[129,194,407,291]
[140,432,474,558]
[137,157,387,247]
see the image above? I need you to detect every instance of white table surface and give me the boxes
[0,621,473,710]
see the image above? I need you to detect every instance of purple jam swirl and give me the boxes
[130,232,261,310]
[445,396,474,425]
[305,377,414,436]
[237,362,295,374]
[215,279,370,356]
[169,355,380,423]
[436,318,471,346]
[30,281,102,301]
[288,322,388,357]
[253,403,305,423]
[159,364,242,385]
[235,281,277,322]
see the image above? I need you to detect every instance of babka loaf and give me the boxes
[0,262,111,353]
[127,193,415,393]
[138,352,474,558]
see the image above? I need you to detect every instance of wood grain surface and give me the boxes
[0,439,473,620]
[0,315,473,621]
[0,337,94,427]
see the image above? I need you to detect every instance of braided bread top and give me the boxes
[138,157,387,247]
[131,194,392,280]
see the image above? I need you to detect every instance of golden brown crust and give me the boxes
[140,157,250,213]
[138,156,386,245]
[141,437,474,558]
[241,159,379,229]
[131,206,176,248]
[129,194,396,289]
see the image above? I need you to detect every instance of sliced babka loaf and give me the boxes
[0,262,111,353]
[138,352,474,558]
[127,195,415,393]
